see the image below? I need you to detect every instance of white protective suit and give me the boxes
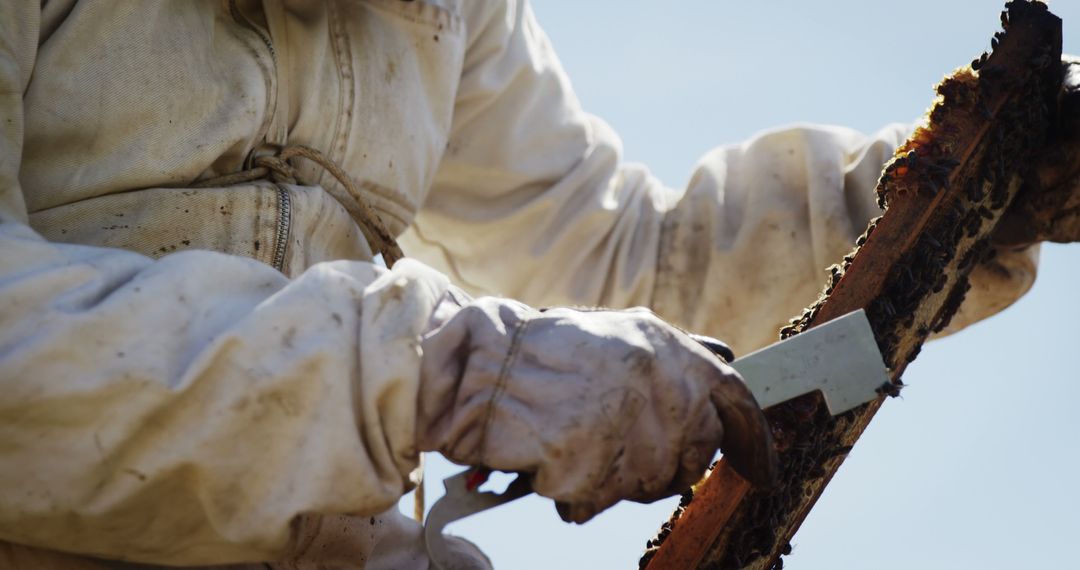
[0,0,1037,568]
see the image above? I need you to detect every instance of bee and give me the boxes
[950,223,966,245]
[932,273,948,294]
[879,331,901,355]
[901,312,916,329]
[905,150,921,169]
[893,266,915,291]
[966,215,983,238]
[937,157,961,171]
[920,177,940,198]
[966,180,985,202]
[939,241,958,264]
[829,445,854,459]
[971,52,990,71]
[990,181,1010,209]
[958,250,977,272]
[828,264,844,286]
[878,380,905,398]
[905,344,923,364]
[901,264,918,285]
[877,298,897,318]
[931,316,949,334]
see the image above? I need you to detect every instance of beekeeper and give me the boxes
[1,1,1072,569]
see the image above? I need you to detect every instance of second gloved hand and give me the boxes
[416,297,778,524]
[995,55,1080,247]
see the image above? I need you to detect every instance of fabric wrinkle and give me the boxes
[0,0,1042,568]
[477,313,532,467]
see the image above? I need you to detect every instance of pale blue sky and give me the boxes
[407,2,1080,568]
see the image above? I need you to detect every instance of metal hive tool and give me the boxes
[641,2,1063,568]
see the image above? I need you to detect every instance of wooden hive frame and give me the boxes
[641,2,1063,568]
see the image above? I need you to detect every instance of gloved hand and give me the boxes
[416,297,778,524]
[994,55,1080,247]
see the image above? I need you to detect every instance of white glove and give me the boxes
[416,297,777,523]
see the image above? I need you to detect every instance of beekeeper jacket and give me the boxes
[0,0,1038,568]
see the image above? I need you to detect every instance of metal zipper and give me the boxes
[271,183,292,272]
[228,0,277,61]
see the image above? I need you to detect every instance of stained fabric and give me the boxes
[0,0,1035,568]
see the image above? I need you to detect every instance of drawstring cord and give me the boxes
[195,145,421,519]
[194,145,404,267]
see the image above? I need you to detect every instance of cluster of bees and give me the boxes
[642,3,1063,569]
[785,2,1057,373]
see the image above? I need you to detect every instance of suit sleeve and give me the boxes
[0,4,449,564]
[402,0,1037,355]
